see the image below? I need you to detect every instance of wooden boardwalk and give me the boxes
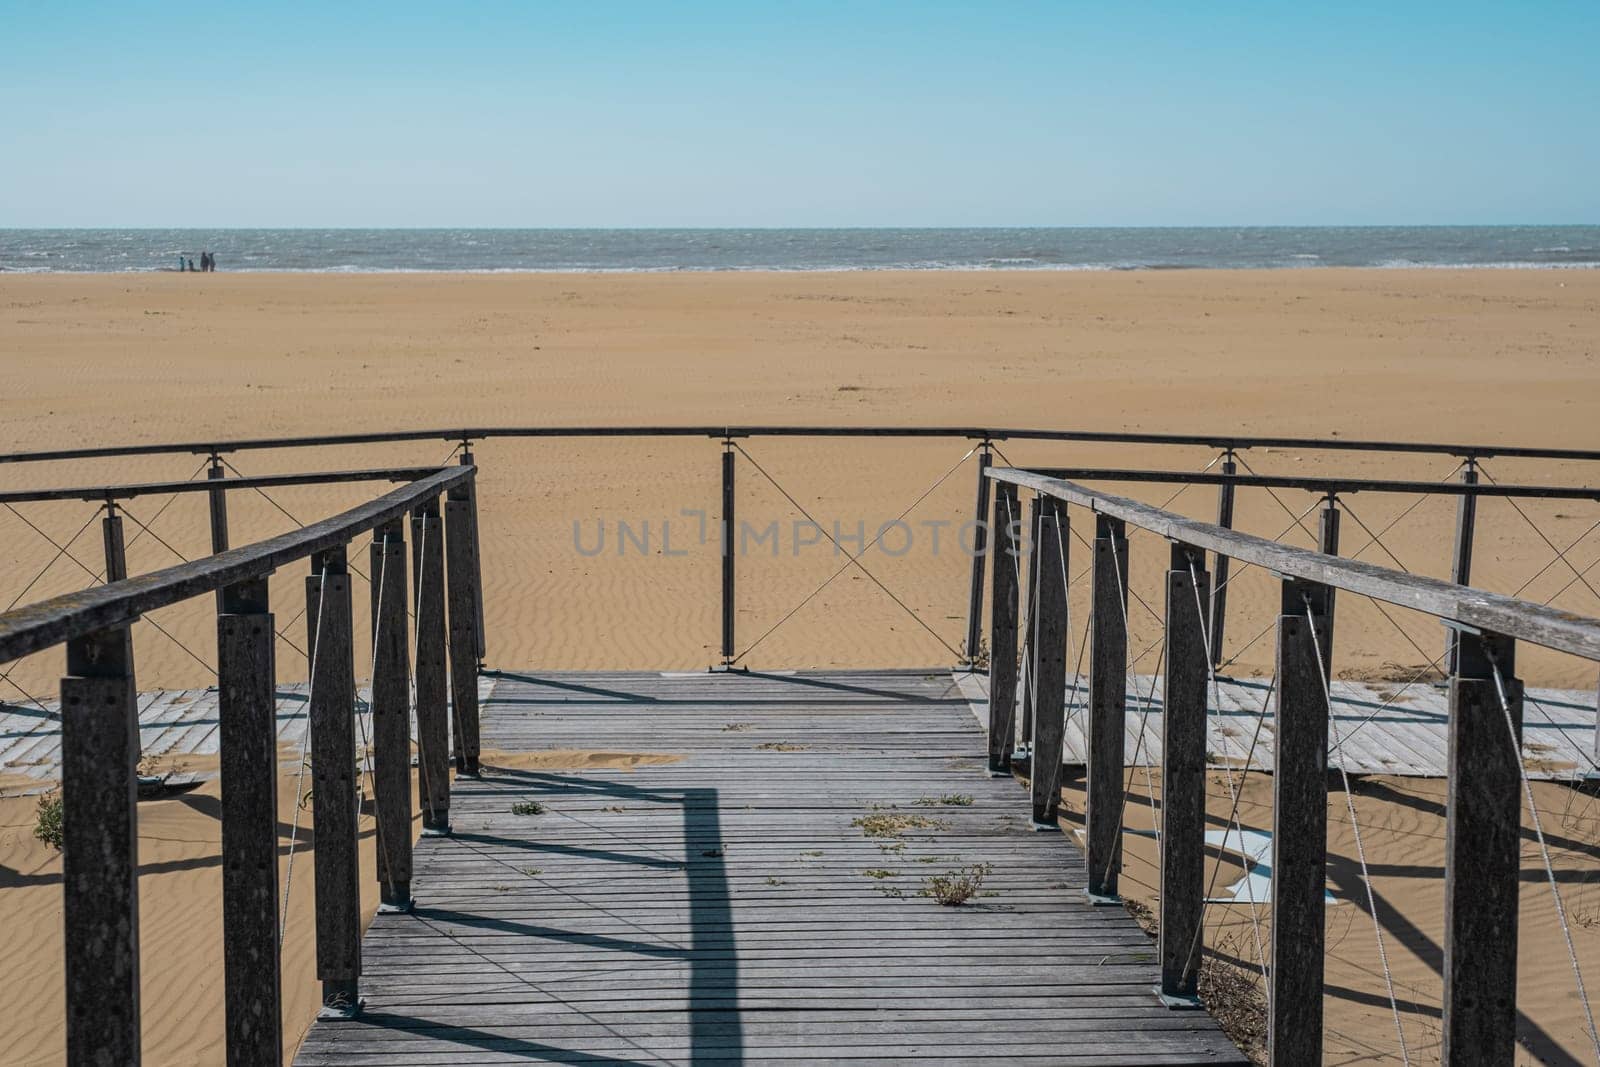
[954,670,1600,780]
[0,678,497,793]
[294,669,1245,1065]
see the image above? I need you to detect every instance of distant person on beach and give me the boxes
[177,255,185,271]
[187,258,195,272]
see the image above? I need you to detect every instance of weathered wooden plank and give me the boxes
[293,669,1246,1066]
[965,447,993,664]
[1086,515,1128,900]
[218,577,282,1065]
[1443,630,1522,1064]
[1030,499,1068,824]
[307,547,360,1012]
[988,468,1600,662]
[986,482,1020,773]
[446,487,481,776]
[370,519,413,908]
[61,626,141,1067]
[412,500,450,833]
[0,467,473,667]
[1159,546,1208,1004]
[1019,495,1044,754]
[1269,578,1330,1066]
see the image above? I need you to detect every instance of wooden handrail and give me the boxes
[0,466,473,665]
[987,466,1600,661]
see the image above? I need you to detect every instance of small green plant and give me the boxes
[765,876,785,886]
[511,800,545,816]
[914,793,974,807]
[34,790,64,850]
[520,866,542,877]
[919,862,993,906]
[863,868,897,879]
[756,742,807,751]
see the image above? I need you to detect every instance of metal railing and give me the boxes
[983,465,1600,1064]
[0,465,482,1064]
[4,426,1600,1064]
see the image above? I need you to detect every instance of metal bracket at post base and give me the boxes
[378,883,414,914]
[318,980,363,1020]
[1084,889,1122,906]
[1153,986,1203,1011]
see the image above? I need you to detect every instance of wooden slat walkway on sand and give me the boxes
[294,669,1246,1065]
[0,678,497,793]
[953,670,1600,780]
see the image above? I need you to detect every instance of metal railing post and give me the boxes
[1158,542,1208,1007]
[1208,450,1237,668]
[1442,627,1521,1064]
[370,517,413,910]
[459,444,485,663]
[101,503,134,691]
[1268,576,1331,1065]
[1030,497,1069,826]
[986,481,1020,773]
[412,497,450,834]
[1446,456,1479,674]
[1085,514,1128,901]
[306,545,360,1015]
[964,442,993,665]
[446,478,481,776]
[721,441,735,667]
[217,576,282,1065]
[208,453,229,611]
[61,624,140,1066]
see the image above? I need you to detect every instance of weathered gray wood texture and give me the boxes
[1160,552,1209,999]
[446,489,482,775]
[1087,516,1128,898]
[0,678,497,794]
[988,468,1600,662]
[985,482,1020,772]
[60,628,141,1067]
[218,587,283,1066]
[944,670,1598,783]
[308,552,361,999]
[412,505,451,832]
[1268,582,1331,1066]
[1030,500,1069,824]
[1443,632,1523,1064]
[371,522,414,904]
[293,669,1246,1066]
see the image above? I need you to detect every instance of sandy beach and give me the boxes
[1,269,1596,697]
[2,268,1599,1064]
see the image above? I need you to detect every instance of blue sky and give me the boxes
[2,1,1595,226]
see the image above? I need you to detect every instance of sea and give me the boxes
[1,226,1597,273]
